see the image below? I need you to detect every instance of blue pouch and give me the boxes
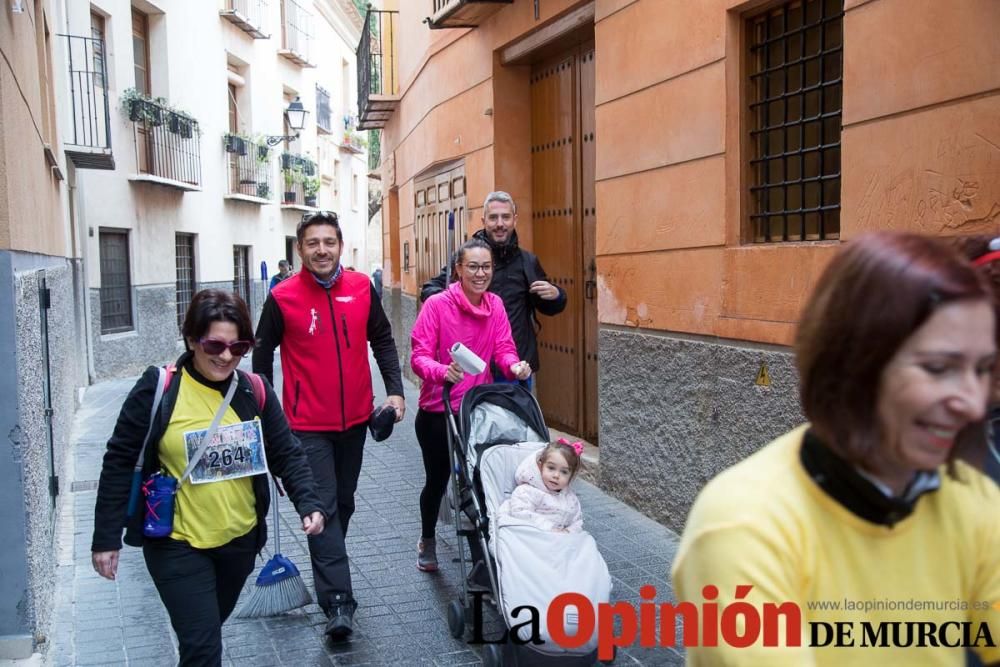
[142,472,178,538]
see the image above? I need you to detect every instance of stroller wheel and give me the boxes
[447,600,465,638]
[482,643,503,667]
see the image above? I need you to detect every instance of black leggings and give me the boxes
[415,409,450,539]
[143,530,256,666]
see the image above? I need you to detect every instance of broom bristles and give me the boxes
[236,573,312,618]
[236,552,312,618]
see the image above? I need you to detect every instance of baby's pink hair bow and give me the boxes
[557,437,584,457]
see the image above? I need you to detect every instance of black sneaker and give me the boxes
[324,593,357,642]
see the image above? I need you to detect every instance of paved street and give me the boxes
[47,356,683,666]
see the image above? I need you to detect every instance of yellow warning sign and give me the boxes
[755,361,772,387]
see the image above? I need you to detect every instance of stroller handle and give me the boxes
[441,382,455,418]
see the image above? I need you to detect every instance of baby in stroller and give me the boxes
[485,441,611,662]
[498,438,584,533]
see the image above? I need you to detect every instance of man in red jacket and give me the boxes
[253,211,405,641]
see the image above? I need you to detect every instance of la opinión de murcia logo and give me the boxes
[468,585,998,661]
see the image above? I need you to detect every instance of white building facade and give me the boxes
[68,0,369,380]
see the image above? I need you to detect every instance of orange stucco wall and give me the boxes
[379,0,585,294]
[379,0,1000,345]
[0,1,68,258]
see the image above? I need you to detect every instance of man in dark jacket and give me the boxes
[420,191,566,384]
[268,259,291,290]
[253,211,405,642]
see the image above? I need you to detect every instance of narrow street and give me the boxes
[48,356,683,666]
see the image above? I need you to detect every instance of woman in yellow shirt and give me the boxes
[91,289,325,666]
[673,232,1000,666]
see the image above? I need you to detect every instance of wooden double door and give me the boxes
[531,43,598,442]
[414,164,468,289]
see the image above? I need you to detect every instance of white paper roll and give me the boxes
[450,342,486,375]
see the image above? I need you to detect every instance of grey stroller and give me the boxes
[442,383,613,666]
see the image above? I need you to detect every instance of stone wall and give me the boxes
[598,327,804,532]
[1,253,86,654]
[89,285,177,380]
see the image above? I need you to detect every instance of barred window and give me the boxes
[99,229,133,333]
[748,0,843,243]
[316,85,332,133]
[176,234,196,331]
[233,245,251,306]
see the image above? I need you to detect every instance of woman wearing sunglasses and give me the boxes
[91,289,325,666]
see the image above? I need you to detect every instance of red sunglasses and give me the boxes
[198,338,253,357]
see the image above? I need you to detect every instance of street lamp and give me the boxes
[264,96,310,147]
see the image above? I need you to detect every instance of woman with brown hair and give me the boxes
[91,289,325,666]
[672,232,1000,665]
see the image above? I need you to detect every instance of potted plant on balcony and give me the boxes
[282,166,300,204]
[224,133,248,155]
[257,183,271,200]
[303,176,320,208]
[121,88,166,126]
[169,112,194,139]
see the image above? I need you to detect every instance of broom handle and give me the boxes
[272,478,281,555]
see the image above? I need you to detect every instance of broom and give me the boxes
[236,480,312,617]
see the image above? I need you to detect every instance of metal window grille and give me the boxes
[748,0,843,243]
[233,245,251,305]
[99,230,133,333]
[175,234,196,331]
[316,85,332,133]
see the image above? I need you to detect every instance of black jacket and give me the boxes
[91,352,324,553]
[419,229,566,371]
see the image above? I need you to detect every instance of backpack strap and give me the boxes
[241,370,266,412]
[239,370,285,496]
[126,364,176,518]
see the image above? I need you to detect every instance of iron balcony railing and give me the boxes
[127,97,201,186]
[221,0,269,39]
[428,0,514,29]
[223,134,274,200]
[280,153,317,206]
[280,0,314,66]
[60,34,114,169]
[357,9,398,130]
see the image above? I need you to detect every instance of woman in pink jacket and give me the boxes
[410,238,532,572]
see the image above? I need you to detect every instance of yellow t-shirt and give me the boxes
[158,370,257,548]
[672,424,1000,666]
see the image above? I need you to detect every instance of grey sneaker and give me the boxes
[417,538,439,572]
